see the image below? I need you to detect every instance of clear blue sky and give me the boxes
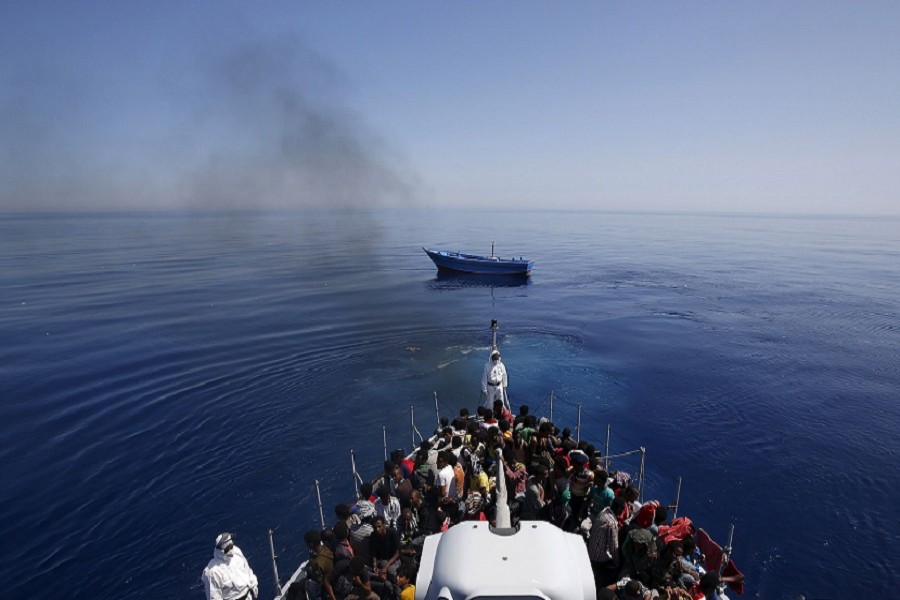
[2,1,898,214]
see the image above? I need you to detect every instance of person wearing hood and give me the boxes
[481,349,508,408]
[619,528,658,586]
[202,532,259,600]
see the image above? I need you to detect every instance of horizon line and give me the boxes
[1,207,899,220]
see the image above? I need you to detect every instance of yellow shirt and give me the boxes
[469,470,495,494]
[400,584,416,600]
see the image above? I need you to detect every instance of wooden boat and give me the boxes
[423,245,534,275]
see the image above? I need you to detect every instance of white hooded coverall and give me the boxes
[481,356,508,408]
[202,544,258,600]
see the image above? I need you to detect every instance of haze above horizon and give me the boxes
[2,2,898,215]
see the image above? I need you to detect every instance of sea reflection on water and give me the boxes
[429,270,532,289]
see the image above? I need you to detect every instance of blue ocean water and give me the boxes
[0,210,898,599]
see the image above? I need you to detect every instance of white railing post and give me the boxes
[382,426,388,461]
[314,479,325,529]
[673,476,682,519]
[720,524,735,576]
[434,392,441,428]
[604,424,611,471]
[268,529,282,596]
[638,447,646,503]
[576,403,582,442]
[351,450,360,497]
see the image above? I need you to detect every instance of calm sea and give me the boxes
[0,210,897,599]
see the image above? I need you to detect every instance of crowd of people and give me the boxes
[280,397,742,600]
[200,350,739,600]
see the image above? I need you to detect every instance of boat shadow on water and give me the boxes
[429,270,532,290]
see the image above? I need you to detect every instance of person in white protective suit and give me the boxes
[481,349,508,408]
[202,532,259,600]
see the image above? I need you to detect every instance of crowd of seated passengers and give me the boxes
[292,401,742,600]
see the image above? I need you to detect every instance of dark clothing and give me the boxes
[393,478,414,509]
[411,466,433,491]
[548,497,570,529]
[414,503,437,535]
[333,540,354,563]
[311,547,335,583]
[520,476,545,520]
[307,547,335,600]
[330,558,354,597]
[650,556,683,590]
[369,527,401,563]
[331,559,375,598]
[397,517,423,573]
[591,559,620,593]
[397,518,422,551]
[620,530,658,586]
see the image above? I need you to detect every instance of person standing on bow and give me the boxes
[202,532,259,600]
[481,349,508,408]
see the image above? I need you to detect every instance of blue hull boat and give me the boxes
[423,247,534,275]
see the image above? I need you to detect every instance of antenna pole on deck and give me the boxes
[491,241,495,258]
[549,390,554,424]
[673,476,682,519]
[383,426,388,462]
[576,403,582,442]
[637,447,646,503]
[434,392,441,427]
[314,479,325,529]
[268,529,282,596]
[351,450,360,496]
[490,319,498,351]
[604,424,611,471]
